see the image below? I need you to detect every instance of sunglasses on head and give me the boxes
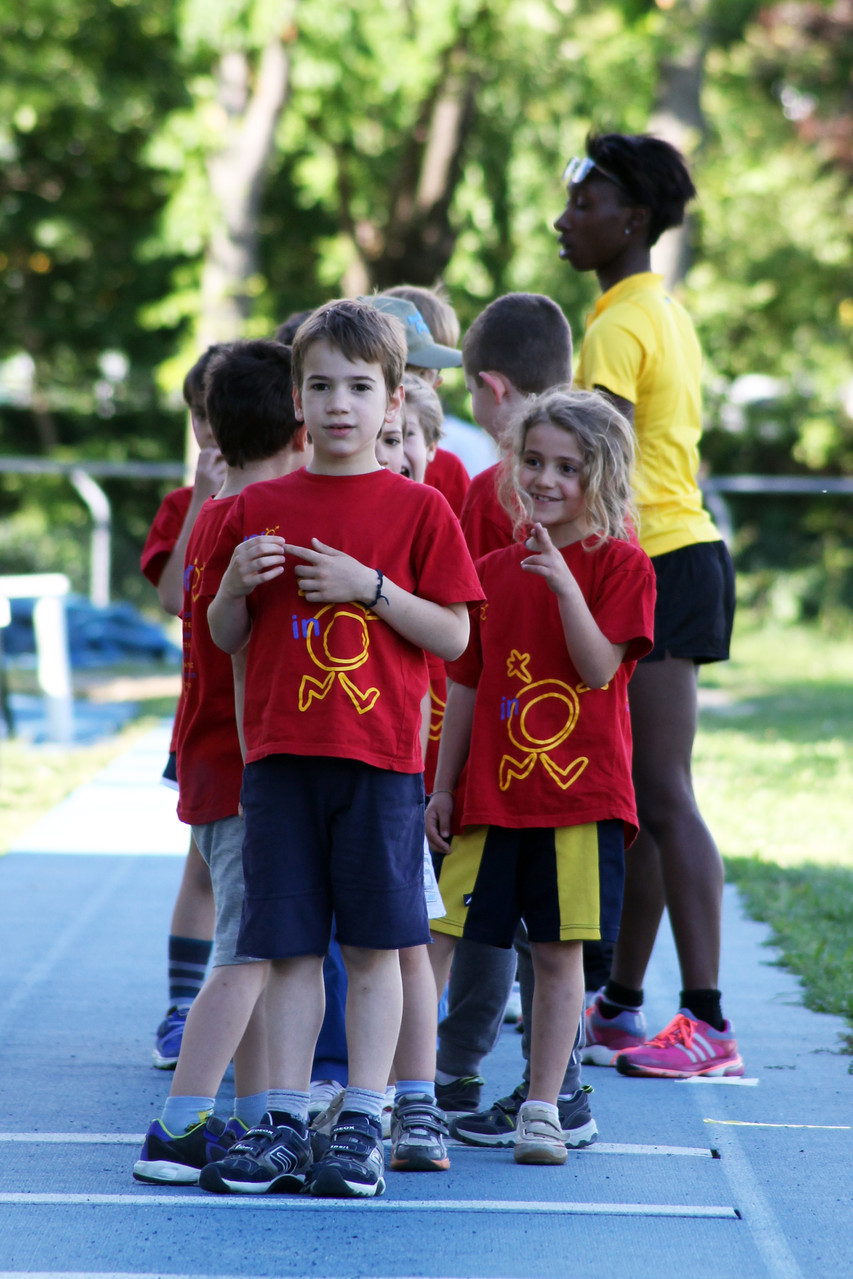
[562,156,626,192]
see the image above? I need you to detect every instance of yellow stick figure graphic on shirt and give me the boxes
[499,651,589,792]
[428,685,446,743]
[298,603,380,715]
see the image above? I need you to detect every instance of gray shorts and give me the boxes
[192,816,263,968]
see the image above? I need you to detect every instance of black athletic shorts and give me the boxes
[642,540,735,665]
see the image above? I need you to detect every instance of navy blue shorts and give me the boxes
[237,754,430,958]
[642,541,735,665]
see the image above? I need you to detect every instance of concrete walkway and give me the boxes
[0,723,850,1279]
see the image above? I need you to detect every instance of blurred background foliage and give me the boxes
[1,0,852,619]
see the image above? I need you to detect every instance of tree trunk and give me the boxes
[648,0,710,289]
[198,28,295,348]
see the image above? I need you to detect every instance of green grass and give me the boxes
[694,618,853,1045]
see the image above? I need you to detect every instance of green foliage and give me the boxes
[1,0,853,611]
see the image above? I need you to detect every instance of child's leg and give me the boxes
[170,960,269,1100]
[394,944,438,1083]
[527,940,584,1106]
[339,944,403,1093]
[264,954,327,1090]
[427,928,457,1001]
[170,837,215,940]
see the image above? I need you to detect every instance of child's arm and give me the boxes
[207,533,286,654]
[231,648,248,762]
[157,448,226,614]
[424,679,477,854]
[521,523,627,688]
[284,538,469,662]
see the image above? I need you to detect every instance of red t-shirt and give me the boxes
[448,538,656,841]
[205,468,484,774]
[140,487,192,586]
[141,486,193,756]
[459,463,517,560]
[425,447,470,518]
[424,651,447,794]
[175,496,244,824]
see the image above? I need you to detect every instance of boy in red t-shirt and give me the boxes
[426,388,656,1164]
[140,346,227,1070]
[134,340,311,1186]
[200,299,483,1199]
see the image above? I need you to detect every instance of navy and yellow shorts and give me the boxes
[431,820,625,948]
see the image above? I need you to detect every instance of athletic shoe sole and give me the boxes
[390,1151,450,1172]
[580,1044,619,1067]
[198,1163,308,1194]
[309,1166,386,1197]
[132,1160,200,1185]
[616,1053,745,1079]
[514,1141,568,1166]
[151,1052,179,1070]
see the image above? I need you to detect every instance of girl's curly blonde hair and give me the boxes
[497,386,639,545]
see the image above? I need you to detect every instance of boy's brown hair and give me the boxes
[204,340,300,469]
[385,284,460,349]
[182,343,229,419]
[291,298,407,398]
[462,293,572,395]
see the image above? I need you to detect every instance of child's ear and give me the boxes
[385,383,405,422]
[292,385,304,421]
[426,440,439,465]
[479,371,512,404]
[293,424,310,452]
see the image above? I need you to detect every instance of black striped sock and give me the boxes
[168,934,212,1005]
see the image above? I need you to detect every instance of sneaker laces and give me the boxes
[646,1013,695,1050]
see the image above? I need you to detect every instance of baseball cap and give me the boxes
[359,295,463,369]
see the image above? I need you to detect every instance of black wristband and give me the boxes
[366,569,389,609]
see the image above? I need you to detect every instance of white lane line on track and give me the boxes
[0,1134,714,1156]
[704,1119,850,1130]
[0,1194,738,1217]
[676,1077,760,1086]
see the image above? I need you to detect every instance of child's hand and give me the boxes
[284,539,376,606]
[194,445,227,500]
[221,535,286,598]
[425,791,454,855]
[520,523,574,596]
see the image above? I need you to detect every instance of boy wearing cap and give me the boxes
[367,291,471,516]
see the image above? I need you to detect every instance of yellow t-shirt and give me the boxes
[576,273,720,558]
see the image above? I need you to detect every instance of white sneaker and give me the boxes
[513,1101,568,1166]
[308,1079,344,1119]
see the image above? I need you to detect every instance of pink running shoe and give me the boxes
[615,1010,744,1079]
[582,990,647,1066]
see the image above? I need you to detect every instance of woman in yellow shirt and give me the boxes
[554,133,742,1078]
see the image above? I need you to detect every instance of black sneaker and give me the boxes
[390,1094,450,1172]
[449,1083,525,1147]
[309,1110,386,1198]
[450,1083,598,1149]
[133,1115,243,1184]
[198,1113,312,1194]
[434,1074,484,1118]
